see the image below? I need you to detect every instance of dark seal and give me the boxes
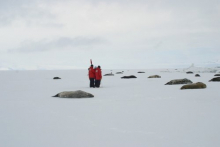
[121,75,137,79]
[186,71,193,74]
[209,77,220,82]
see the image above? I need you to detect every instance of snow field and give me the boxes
[0,69,220,147]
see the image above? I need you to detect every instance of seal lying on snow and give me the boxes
[104,73,114,76]
[214,74,220,76]
[181,82,206,90]
[53,77,61,79]
[53,90,94,98]
[148,75,161,78]
[209,77,220,82]
[138,71,145,73]
[186,71,193,74]
[165,78,192,85]
[121,75,137,79]
[195,74,200,77]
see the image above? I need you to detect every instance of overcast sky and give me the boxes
[0,0,220,70]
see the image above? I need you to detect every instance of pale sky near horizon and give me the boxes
[0,0,220,70]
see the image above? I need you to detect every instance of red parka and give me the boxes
[95,68,102,80]
[88,67,95,78]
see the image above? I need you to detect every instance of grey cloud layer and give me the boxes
[1,0,220,28]
[0,0,60,27]
[1,0,220,69]
[7,37,107,53]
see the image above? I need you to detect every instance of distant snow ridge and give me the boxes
[161,69,171,72]
[0,67,10,70]
[204,60,220,68]
[183,64,218,73]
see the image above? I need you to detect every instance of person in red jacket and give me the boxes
[95,65,102,88]
[88,65,95,88]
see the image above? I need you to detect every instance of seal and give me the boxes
[148,75,161,78]
[186,71,193,74]
[181,82,206,90]
[121,75,137,79]
[116,72,123,74]
[195,74,200,77]
[165,78,192,85]
[53,90,94,98]
[104,73,114,76]
[209,77,220,82]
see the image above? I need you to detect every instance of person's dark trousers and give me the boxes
[95,80,101,87]
[90,78,95,87]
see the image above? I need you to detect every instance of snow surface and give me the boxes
[0,69,220,147]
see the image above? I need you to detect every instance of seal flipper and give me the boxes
[52,94,59,97]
